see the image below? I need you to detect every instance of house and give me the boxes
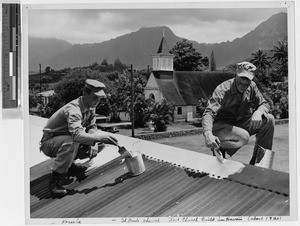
[38,90,54,105]
[144,36,235,121]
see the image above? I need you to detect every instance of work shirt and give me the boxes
[202,78,269,133]
[41,96,98,146]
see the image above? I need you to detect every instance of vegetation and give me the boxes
[29,58,160,128]
[210,51,217,71]
[197,39,288,120]
[147,99,175,132]
[170,39,209,71]
[29,35,289,136]
[271,39,288,77]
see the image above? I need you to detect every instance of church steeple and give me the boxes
[152,27,174,71]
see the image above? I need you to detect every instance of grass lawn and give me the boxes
[151,124,289,173]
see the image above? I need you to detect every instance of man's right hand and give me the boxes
[204,131,220,150]
[95,134,118,145]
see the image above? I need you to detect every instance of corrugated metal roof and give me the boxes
[30,155,289,218]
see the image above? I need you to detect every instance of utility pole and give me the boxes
[39,63,42,93]
[130,64,135,137]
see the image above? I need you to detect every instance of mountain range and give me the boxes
[29,12,287,72]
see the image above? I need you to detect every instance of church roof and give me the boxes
[156,37,173,56]
[173,71,235,105]
[152,71,235,106]
[156,78,187,106]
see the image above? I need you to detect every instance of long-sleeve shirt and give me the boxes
[41,96,99,146]
[202,78,269,133]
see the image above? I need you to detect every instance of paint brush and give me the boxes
[213,148,227,164]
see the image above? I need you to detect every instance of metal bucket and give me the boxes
[254,147,275,169]
[125,151,146,176]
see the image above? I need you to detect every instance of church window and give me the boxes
[149,93,155,101]
[177,107,182,115]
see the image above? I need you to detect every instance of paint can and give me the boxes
[125,151,146,176]
[254,146,275,169]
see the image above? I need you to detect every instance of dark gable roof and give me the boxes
[156,79,186,106]
[153,71,235,106]
[174,71,235,105]
[156,37,173,56]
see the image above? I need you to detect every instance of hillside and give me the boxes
[29,12,287,71]
[29,37,72,72]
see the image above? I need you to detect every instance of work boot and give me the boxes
[68,163,87,176]
[49,171,68,197]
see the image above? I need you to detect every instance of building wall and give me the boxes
[152,56,173,71]
[174,105,197,121]
[144,89,164,102]
[144,73,164,102]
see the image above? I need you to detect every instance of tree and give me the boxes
[29,90,40,110]
[100,58,108,67]
[45,66,52,75]
[113,58,127,71]
[170,39,209,71]
[210,51,217,71]
[271,40,288,77]
[250,49,271,72]
[250,49,272,86]
[42,68,113,118]
[147,99,175,132]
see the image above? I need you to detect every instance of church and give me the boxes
[144,36,235,121]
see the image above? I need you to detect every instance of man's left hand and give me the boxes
[251,110,263,128]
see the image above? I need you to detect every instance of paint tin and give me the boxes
[125,151,146,176]
[255,147,275,169]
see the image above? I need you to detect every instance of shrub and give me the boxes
[148,99,175,132]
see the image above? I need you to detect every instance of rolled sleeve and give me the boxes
[253,84,270,116]
[202,89,224,133]
[64,105,96,146]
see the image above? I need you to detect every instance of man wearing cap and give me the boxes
[202,61,275,164]
[40,79,118,197]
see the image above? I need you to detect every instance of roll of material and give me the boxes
[255,147,275,169]
[125,152,146,176]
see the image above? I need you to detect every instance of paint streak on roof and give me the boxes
[30,155,289,218]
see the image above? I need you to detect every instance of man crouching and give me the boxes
[40,79,118,197]
[202,62,275,165]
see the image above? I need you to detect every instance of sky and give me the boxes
[28,6,287,45]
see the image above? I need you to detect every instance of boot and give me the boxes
[49,171,68,197]
[68,163,87,176]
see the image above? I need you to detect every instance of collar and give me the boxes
[79,96,90,114]
[230,78,239,95]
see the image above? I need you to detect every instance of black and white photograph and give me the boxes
[0,0,298,225]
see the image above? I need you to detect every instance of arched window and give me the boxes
[149,93,155,101]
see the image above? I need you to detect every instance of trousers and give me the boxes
[40,135,80,174]
[212,113,275,157]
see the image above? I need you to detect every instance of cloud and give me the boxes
[28,8,286,44]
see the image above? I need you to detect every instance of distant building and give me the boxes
[144,35,235,121]
[38,90,54,105]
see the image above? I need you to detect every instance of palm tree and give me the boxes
[250,49,272,72]
[148,99,175,132]
[271,40,288,77]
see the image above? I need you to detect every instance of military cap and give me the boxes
[85,79,106,97]
[236,61,257,80]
